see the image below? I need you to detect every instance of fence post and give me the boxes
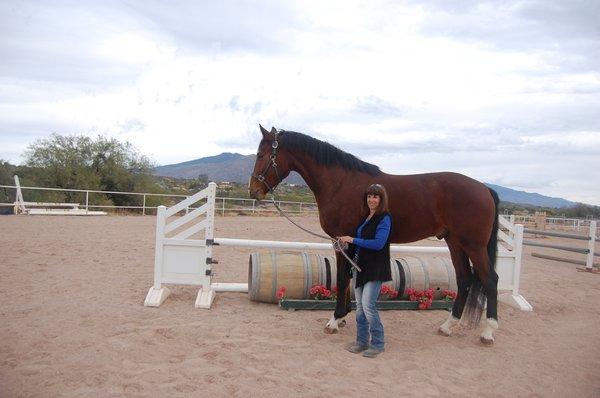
[506,215,515,241]
[13,175,26,214]
[142,194,146,216]
[586,221,597,270]
[154,206,166,289]
[513,224,524,295]
[222,198,225,216]
[85,191,89,213]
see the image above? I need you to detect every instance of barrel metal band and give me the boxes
[270,251,278,302]
[302,252,311,298]
[396,259,406,297]
[403,258,412,291]
[419,256,430,290]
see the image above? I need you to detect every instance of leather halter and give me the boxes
[251,130,283,194]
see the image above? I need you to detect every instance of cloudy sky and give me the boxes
[1,0,599,204]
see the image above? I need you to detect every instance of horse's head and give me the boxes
[248,125,292,201]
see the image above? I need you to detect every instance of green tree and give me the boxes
[23,134,156,205]
[0,160,17,212]
[0,159,16,185]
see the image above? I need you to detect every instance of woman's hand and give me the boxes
[337,236,354,244]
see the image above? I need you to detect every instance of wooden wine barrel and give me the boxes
[317,255,456,300]
[248,252,457,303]
[391,256,457,300]
[316,254,355,299]
[248,251,321,303]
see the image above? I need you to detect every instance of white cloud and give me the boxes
[0,0,599,204]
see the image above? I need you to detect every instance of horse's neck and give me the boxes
[287,151,376,235]
[288,152,365,203]
[287,153,325,193]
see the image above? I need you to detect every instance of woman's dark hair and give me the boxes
[361,183,390,216]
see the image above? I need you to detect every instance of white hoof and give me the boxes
[438,314,460,336]
[324,315,344,334]
[480,318,498,345]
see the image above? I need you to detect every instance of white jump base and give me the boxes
[26,208,107,216]
[145,182,532,311]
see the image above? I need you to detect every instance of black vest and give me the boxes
[350,212,392,288]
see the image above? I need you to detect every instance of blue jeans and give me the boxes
[354,279,384,350]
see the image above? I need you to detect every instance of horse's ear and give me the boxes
[270,127,277,135]
[259,124,269,138]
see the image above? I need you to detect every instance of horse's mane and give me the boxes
[280,130,382,176]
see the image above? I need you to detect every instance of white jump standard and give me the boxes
[144,183,246,309]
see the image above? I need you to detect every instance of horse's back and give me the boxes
[380,171,495,243]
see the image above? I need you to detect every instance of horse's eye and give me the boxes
[257,153,264,159]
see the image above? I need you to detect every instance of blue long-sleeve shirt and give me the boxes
[353,214,392,252]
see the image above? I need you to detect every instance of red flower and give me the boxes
[379,284,399,300]
[276,286,286,300]
[309,284,335,300]
[406,288,435,309]
[442,289,457,301]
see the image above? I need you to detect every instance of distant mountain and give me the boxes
[485,183,576,208]
[154,152,306,185]
[154,153,577,208]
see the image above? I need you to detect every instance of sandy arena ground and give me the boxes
[1,215,599,397]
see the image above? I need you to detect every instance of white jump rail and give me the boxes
[145,182,532,311]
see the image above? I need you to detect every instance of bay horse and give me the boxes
[249,125,501,344]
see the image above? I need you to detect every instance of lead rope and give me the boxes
[270,196,362,272]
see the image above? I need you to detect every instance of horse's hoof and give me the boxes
[438,327,451,337]
[324,326,338,334]
[480,336,494,345]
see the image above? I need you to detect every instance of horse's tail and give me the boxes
[487,188,500,271]
[462,187,500,328]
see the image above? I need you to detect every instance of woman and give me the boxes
[338,183,392,358]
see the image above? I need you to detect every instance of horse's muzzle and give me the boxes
[249,187,265,202]
[248,177,266,201]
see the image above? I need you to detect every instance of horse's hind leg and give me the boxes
[439,241,471,336]
[464,247,499,345]
[480,267,499,345]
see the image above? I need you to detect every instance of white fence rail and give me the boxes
[1,180,598,229]
[0,181,317,216]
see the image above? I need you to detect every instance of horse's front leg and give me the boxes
[325,252,352,334]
